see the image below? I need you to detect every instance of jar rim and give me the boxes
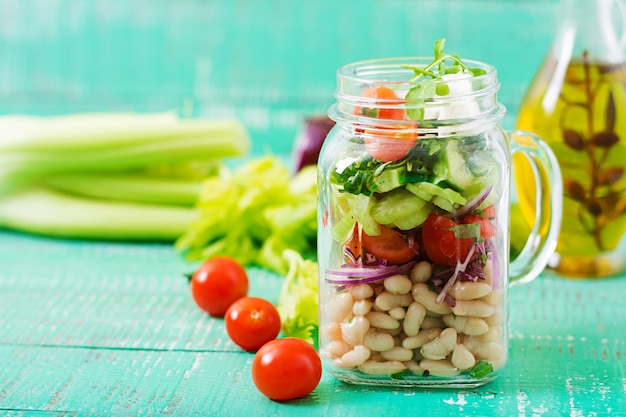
[336,56,497,85]
[330,56,504,134]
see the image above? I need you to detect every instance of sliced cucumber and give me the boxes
[370,188,428,228]
[434,140,475,191]
[393,202,433,230]
[331,213,356,244]
[372,167,406,193]
[432,195,454,211]
[344,193,380,236]
[405,181,466,212]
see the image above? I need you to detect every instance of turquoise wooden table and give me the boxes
[2,0,626,415]
[1,229,625,416]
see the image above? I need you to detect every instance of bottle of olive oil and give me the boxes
[516,0,626,278]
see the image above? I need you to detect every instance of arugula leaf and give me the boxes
[331,137,445,196]
[406,80,436,121]
[402,38,484,122]
[469,360,494,378]
[434,38,446,75]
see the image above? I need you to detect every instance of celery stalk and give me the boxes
[0,187,197,241]
[44,173,203,206]
[0,113,251,196]
[0,112,244,152]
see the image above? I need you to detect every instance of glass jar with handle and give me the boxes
[317,47,562,387]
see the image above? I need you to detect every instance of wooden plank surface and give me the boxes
[1,230,625,416]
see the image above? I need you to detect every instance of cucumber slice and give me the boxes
[370,188,428,228]
[393,202,433,230]
[372,167,406,193]
[408,184,434,201]
[344,193,380,236]
[406,182,467,212]
[432,195,454,212]
[434,140,475,191]
[331,213,356,244]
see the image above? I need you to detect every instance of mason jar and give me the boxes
[317,57,562,387]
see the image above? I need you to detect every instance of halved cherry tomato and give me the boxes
[422,213,474,266]
[462,205,497,238]
[482,205,497,220]
[354,86,405,120]
[362,224,418,264]
[363,127,418,162]
[463,214,497,238]
[354,86,418,162]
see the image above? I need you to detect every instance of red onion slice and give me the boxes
[454,185,493,218]
[325,261,417,285]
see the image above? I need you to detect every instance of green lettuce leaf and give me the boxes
[174,157,318,274]
[277,249,319,347]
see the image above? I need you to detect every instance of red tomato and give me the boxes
[354,86,405,120]
[363,127,418,162]
[354,86,418,162]
[189,256,248,317]
[462,205,497,238]
[362,225,418,264]
[422,213,474,266]
[225,297,281,352]
[463,214,497,238]
[482,205,497,220]
[252,338,322,401]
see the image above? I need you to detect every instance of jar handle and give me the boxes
[508,130,563,286]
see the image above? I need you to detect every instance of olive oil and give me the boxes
[515,55,626,277]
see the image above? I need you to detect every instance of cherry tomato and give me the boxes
[189,256,248,317]
[463,214,497,238]
[481,205,497,220]
[462,205,497,238]
[362,224,418,264]
[422,213,474,266]
[354,86,418,162]
[252,337,322,401]
[225,297,281,352]
[363,127,418,162]
[355,86,406,120]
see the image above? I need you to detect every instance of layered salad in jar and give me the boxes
[318,39,508,384]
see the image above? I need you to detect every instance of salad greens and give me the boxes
[318,39,502,381]
[403,38,486,122]
[175,157,317,275]
[277,249,319,347]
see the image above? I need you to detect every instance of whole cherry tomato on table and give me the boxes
[252,337,322,401]
[225,297,281,352]
[189,256,248,317]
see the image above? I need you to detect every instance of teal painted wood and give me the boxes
[1,230,625,416]
[0,0,558,155]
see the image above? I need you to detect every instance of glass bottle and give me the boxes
[317,57,562,387]
[516,0,626,278]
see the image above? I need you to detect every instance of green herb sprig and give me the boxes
[403,38,486,122]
